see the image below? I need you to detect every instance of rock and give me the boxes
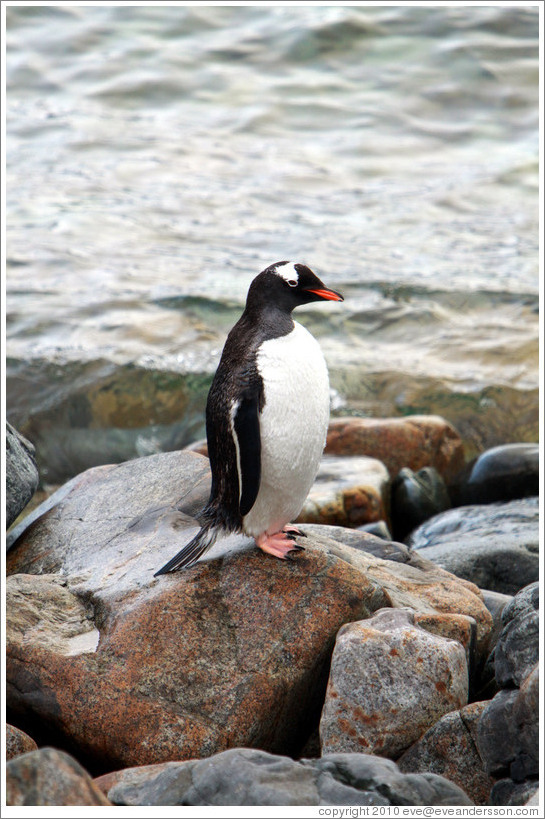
[6,747,111,806]
[408,498,539,595]
[398,702,494,805]
[493,583,539,688]
[476,589,513,699]
[357,520,392,540]
[412,612,476,668]
[458,443,538,505]
[325,415,465,483]
[391,466,450,541]
[298,455,390,527]
[481,589,513,649]
[6,422,39,529]
[6,451,492,771]
[95,748,472,806]
[6,724,38,761]
[477,666,539,781]
[319,608,468,758]
[489,778,539,806]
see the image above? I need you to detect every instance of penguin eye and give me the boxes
[287,279,298,287]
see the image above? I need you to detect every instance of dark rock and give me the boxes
[6,450,492,771]
[325,415,465,483]
[391,466,450,541]
[493,583,538,688]
[6,422,39,529]
[408,498,539,595]
[6,724,38,761]
[489,778,539,806]
[95,748,473,806]
[459,443,538,506]
[6,747,111,806]
[477,666,539,781]
[398,702,494,805]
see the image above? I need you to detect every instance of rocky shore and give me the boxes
[5,415,539,807]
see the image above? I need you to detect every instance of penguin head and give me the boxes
[247,261,344,313]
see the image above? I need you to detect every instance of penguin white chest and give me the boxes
[242,320,330,537]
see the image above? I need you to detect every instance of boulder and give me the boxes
[391,466,450,541]
[6,450,492,772]
[408,498,539,595]
[94,748,473,806]
[6,422,39,529]
[458,443,538,505]
[398,702,494,805]
[6,724,38,761]
[298,455,390,527]
[6,747,111,806]
[489,778,539,806]
[325,415,465,483]
[493,583,539,688]
[476,666,539,781]
[319,608,468,758]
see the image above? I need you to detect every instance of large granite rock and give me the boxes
[6,450,492,772]
[94,748,473,806]
[398,702,494,805]
[6,748,111,806]
[408,498,539,595]
[325,415,465,483]
[6,422,39,529]
[319,608,468,758]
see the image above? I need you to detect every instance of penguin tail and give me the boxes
[154,525,220,576]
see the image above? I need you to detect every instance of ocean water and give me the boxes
[5,4,540,482]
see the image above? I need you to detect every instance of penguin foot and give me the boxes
[282,524,307,538]
[256,531,305,560]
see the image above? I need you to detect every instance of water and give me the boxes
[5,5,540,482]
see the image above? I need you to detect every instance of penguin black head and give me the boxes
[246,261,344,314]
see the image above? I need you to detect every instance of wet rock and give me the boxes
[458,443,538,506]
[476,666,539,781]
[398,702,494,805]
[298,455,390,528]
[6,422,39,529]
[493,583,539,689]
[319,608,468,759]
[6,724,38,761]
[325,415,465,483]
[391,466,450,541]
[408,498,539,595]
[6,747,111,806]
[95,748,472,806]
[489,778,539,806]
[6,451,492,771]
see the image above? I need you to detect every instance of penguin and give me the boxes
[154,261,343,575]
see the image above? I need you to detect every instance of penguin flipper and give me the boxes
[233,392,261,517]
[154,525,218,575]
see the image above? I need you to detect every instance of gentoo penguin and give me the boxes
[154,261,343,575]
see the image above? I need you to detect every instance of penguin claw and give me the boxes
[255,530,306,561]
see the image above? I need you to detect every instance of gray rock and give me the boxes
[6,422,39,529]
[489,778,539,806]
[391,466,450,541]
[477,666,539,781]
[99,748,472,806]
[320,608,468,758]
[459,443,538,505]
[357,520,393,541]
[6,725,38,761]
[493,583,539,688]
[6,747,111,806]
[408,498,539,594]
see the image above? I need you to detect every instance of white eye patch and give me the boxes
[274,261,299,286]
